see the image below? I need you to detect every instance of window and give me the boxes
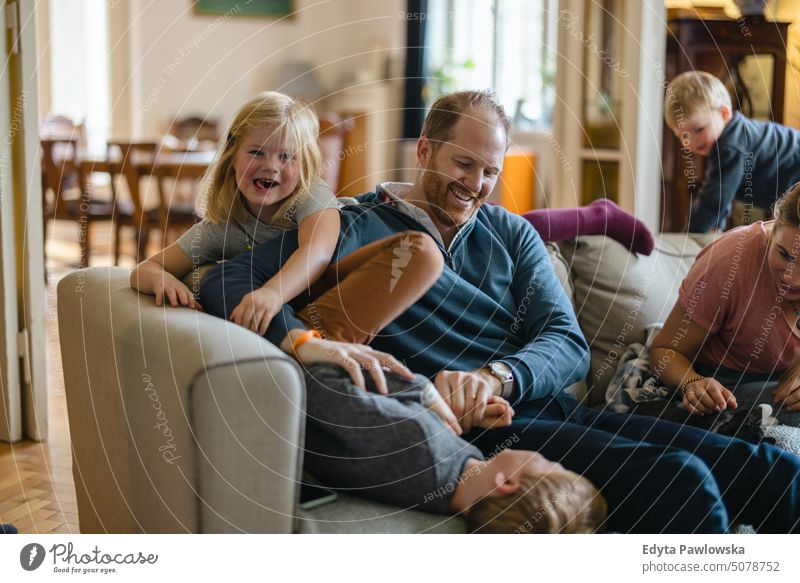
[425,0,558,127]
[48,0,110,155]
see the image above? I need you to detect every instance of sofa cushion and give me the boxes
[299,494,465,533]
[546,242,573,301]
[560,233,717,405]
[545,242,587,400]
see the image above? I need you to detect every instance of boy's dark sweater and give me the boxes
[199,189,590,404]
[689,111,800,232]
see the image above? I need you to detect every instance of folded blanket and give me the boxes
[605,325,670,413]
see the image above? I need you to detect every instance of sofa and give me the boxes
[56,231,715,533]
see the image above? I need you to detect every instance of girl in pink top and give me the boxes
[651,182,800,425]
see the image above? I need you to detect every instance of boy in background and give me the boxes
[665,71,800,232]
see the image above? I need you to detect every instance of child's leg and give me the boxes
[297,231,443,344]
[524,198,655,255]
[301,362,482,514]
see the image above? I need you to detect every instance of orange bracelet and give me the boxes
[291,329,321,353]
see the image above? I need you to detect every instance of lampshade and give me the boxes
[272,62,325,101]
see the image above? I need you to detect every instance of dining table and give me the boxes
[80,147,216,176]
[81,144,216,262]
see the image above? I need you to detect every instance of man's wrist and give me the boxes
[476,368,503,397]
[480,362,514,398]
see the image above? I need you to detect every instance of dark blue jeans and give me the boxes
[466,395,800,534]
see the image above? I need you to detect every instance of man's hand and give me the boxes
[773,378,800,412]
[476,395,514,429]
[682,377,737,415]
[422,384,462,436]
[280,330,414,394]
[230,287,282,335]
[433,370,506,433]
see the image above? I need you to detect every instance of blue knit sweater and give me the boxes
[199,189,589,404]
[689,111,800,232]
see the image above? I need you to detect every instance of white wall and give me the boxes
[113,0,407,138]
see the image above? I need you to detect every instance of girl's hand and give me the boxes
[230,288,282,335]
[294,337,415,394]
[152,273,202,310]
[773,380,800,411]
[682,377,737,415]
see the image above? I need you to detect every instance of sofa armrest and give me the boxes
[57,267,305,532]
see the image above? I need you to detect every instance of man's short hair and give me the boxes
[664,71,733,128]
[421,90,512,149]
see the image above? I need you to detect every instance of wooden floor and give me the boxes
[0,221,139,534]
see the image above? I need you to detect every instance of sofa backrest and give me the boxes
[554,233,716,405]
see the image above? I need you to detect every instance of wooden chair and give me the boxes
[40,138,115,268]
[39,115,87,208]
[40,114,86,143]
[163,115,220,152]
[155,157,204,247]
[106,141,161,264]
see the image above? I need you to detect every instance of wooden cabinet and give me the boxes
[552,0,665,232]
[324,81,403,197]
[662,16,790,231]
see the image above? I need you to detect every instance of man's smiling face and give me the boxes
[418,112,507,230]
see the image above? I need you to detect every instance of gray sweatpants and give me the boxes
[301,363,483,514]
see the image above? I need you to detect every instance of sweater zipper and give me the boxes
[445,226,467,270]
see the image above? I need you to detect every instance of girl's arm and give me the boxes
[230,209,340,334]
[130,243,201,309]
[650,304,736,414]
[264,208,340,303]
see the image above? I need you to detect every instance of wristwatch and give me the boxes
[483,361,514,399]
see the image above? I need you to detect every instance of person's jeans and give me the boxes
[466,395,800,534]
[200,230,443,346]
[694,363,800,426]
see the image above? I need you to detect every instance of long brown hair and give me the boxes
[773,182,800,385]
[197,91,322,226]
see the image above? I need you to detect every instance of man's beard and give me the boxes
[421,163,477,229]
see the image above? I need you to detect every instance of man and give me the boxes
[200,90,800,533]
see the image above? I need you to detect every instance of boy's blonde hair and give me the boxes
[199,91,322,225]
[664,71,733,129]
[466,469,607,534]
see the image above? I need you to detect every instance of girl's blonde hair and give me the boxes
[199,91,322,225]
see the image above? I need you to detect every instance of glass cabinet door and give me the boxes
[580,0,625,204]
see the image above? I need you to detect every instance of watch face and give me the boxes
[490,362,512,380]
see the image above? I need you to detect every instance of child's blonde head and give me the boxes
[664,71,732,129]
[199,91,322,224]
[467,469,607,534]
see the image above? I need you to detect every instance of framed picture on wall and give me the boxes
[194,0,294,19]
